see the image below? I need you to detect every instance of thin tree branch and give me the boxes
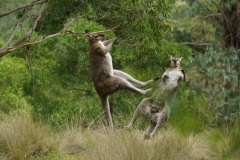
[0,2,124,58]
[0,0,49,18]
[1,5,33,50]
[212,0,233,45]
[214,102,237,110]
[0,27,121,58]
[194,0,213,14]
[211,0,221,13]
[26,46,35,94]
[12,3,48,48]
[201,13,221,19]
[193,0,221,21]
[116,15,137,31]
[180,42,225,48]
[0,2,49,57]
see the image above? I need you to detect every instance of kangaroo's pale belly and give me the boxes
[105,53,113,76]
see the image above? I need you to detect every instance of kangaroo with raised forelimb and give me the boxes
[126,56,186,139]
[85,30,154,128]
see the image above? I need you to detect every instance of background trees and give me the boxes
[1,0,191,126]
[0,0,240,159]
[180,0,240,125]
[0,0,239,127]
[0,0,239,128]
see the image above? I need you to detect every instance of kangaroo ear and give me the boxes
[85,30,90,33]
[179,57,182,61]
[170,55,173,60]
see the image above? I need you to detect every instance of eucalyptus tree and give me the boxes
[0,0,175,58]
[186,0,239,125]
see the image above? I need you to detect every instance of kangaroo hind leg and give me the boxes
[126,98,150,129]
[100,95,114,128]
[113,70,153,88]
[149,114,168,139]
[117,77,152,94]
[144,123,156,139]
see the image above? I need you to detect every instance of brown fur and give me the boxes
[126,56,186,139]
[85,31,153,127]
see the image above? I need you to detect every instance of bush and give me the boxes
[0,56,31,112]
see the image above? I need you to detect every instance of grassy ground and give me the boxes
[0,112,239,160]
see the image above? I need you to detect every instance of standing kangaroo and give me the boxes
[126,56,186,139]
[85,30,153,127]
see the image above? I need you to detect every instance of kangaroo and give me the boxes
[126,55,186,139]
[85,30,153,128]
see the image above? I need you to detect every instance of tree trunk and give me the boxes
[222,1,240,49]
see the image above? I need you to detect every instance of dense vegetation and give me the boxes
[0,0,239,159]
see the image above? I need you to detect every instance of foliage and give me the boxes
[0,39,4,47]
[0,0,32,41]
[0,0,239,159]
[193,47,240,125]
[35,0,91,35]
[169,97,209,135]
[31,0,177,63]
[171,1,221,55]
[0,56,31,113]
[186,0,240,48]
[178,0,240,126]
[0,12,192,128]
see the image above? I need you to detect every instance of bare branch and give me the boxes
[193,0,220,21]
[181,42,211,46]
[201,13,221,19]
[116,15,136,31]
[12,3,48,48]
[26,46,35,94]
[0,0,49,18]
[180,42,225,48]
[194,0,212,14]
[0,2,124,58]
[1,5,34,50]
[0,2,49,57]
[0,13,121,58]
[0,27,120,58]
[211,0,229,24]
[214,102,237,110]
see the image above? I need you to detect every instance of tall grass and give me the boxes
[0,112,58,159]
[201,127,240,160]
[0,112,239,160]
[85,126,216,160]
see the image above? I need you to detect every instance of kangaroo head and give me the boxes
[170,55,182,68]
[85,30,105,43]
